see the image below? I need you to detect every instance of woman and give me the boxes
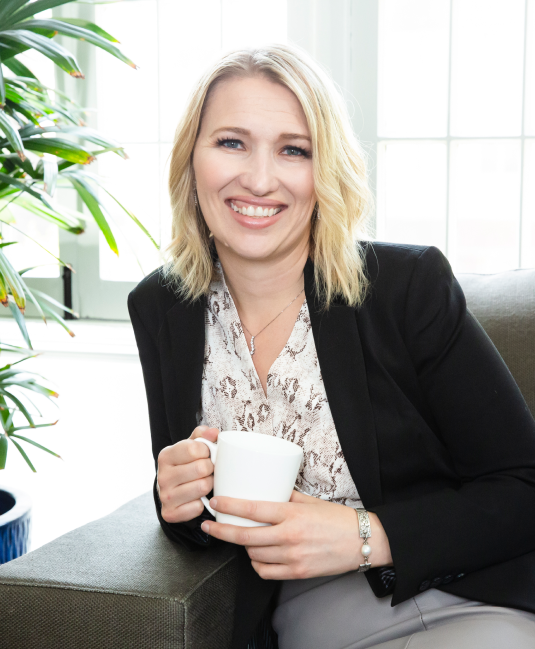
[128,44,535,649]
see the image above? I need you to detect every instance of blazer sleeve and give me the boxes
[128,289,214,551]
[371,246,535,605]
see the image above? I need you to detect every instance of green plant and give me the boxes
[0,0,157,471]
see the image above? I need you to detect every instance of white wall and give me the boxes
[1,321,155,551]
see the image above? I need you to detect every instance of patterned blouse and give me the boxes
[196,263,363,510]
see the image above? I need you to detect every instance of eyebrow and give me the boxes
[210,126,311,142]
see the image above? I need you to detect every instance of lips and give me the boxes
[230,201,282,217]
[225,197,287,220]
[225,197,287,230]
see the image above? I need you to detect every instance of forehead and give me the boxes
[200,76,309,137]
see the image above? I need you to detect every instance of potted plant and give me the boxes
[0,0,157,562]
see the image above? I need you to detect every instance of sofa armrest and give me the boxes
[0,491,239,649]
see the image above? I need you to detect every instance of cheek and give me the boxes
[194,149,237,196]
[285,164,315,206]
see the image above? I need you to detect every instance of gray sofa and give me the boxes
[0,268,534,649]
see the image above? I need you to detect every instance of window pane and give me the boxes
[221,0,287,51]
[158,0,222,142]
[522,138,535,267]
[525,0,535,136]
[95,1,159,143]
[98,145,163,282]
[450,0,525,137]
[378,0,450,138]
[449,139,521,272]
[377,141,447,250]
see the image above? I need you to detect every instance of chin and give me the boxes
[217,235,293,262]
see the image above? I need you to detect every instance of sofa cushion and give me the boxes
[458,268,535,417]
[0,491,238,649]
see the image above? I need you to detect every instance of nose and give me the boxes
[239,147,279,196]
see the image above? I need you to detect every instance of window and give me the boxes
[376,0,535,273]
[6,0,532,324]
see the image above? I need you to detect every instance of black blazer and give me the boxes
[128,242,535,649]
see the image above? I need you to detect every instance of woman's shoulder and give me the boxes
[360,241,458,321]
[363,240,453,289]
[127,266,183,334]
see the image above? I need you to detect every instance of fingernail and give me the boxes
[210,498,218,510]
[201,521,210,533]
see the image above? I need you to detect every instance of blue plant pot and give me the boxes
[0,487,31,564]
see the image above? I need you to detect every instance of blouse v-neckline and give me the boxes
[198,263,362,508]
[217,263,307,401]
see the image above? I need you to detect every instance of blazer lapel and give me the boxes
[165,296,206,441]
[304,259,383,508]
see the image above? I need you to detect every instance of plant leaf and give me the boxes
[0,0,28,28]
[0,246,26,310]
[52,17,119,42]
[23,137,95,164]
[11,422,58,432]
[19,19,137,68]
[0,433,7,468]
[7,299,31,347]
[2,56,37,79]
[42,155,57,195]
[31,287,78,317]
[67,174,118,254]
[0,54,5,107]
[88,174,159,248]
[0,30,83,78]
[8,435,35,472]
[40,301,75,337]
[5,0,74,28]
[9,433,60,458]
[0,108,24,159]
[0,388,34,426]
[0,171,54,209]
[0,270,8,306]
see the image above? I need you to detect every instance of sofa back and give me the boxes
[458,268,535,417]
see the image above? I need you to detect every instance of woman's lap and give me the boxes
[272,570,535,649]
[369,611,535,649]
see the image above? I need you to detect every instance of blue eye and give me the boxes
[283,146,311,158]
[217,138,242,149]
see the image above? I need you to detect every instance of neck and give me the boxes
[214,240,309,322]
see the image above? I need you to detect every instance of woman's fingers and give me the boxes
[250,560,291,581]
[160,457,214,488]
[190,426,219,442]
[201,519,278,546]
[246,544,288,564]
[208,496,288,524]
[161,498,205,523]
[160,474,214,516]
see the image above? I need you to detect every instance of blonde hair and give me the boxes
[164,43,372,308]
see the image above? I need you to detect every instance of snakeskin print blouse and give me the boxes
[196,264,362,509]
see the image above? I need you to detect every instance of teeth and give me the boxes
[229,202,282,218]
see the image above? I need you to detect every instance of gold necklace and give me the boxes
[240,287,305,356]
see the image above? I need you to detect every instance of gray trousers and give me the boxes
[272,570,535,649]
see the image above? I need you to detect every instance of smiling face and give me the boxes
[192,75,316,264]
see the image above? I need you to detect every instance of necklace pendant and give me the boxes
[250,336,255,356]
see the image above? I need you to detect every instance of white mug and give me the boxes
[195,430,303,527]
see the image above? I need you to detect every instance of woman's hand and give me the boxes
[157,426,219,523]
[200,490,393,580]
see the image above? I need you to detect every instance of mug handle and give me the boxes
[194,437,218,516]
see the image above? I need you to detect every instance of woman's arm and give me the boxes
[370,246,535,604]
[128,289,214,550]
